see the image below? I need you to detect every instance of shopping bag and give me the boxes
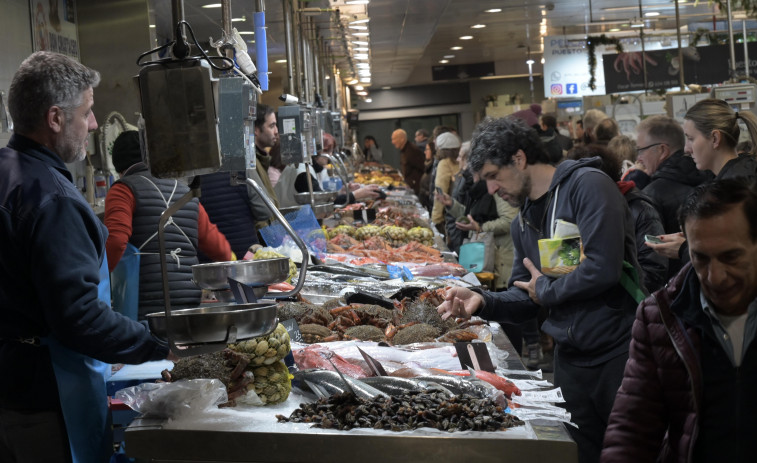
[459,232,494,273]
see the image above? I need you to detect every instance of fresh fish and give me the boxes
[432,368,522,399]
[294,369,384,400]
[415,375,493,399]
[361,376,453,396]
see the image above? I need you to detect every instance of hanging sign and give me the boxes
[30,0,80,59]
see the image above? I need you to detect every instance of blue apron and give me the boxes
[42,256,113,463]
[111,243,140,321]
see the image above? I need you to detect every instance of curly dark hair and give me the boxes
[468,116,550,172]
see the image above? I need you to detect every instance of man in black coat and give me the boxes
[636,115,712,279]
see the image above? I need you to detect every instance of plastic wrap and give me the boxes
[115,379,227,419]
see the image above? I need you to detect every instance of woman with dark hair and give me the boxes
[363,135,382,163]
[418,141,435,212]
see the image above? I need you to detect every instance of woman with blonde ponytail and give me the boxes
[683,98,757,180]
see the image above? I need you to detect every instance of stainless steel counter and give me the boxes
[124,325,577,463]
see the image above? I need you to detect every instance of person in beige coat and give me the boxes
[431,132,462,228]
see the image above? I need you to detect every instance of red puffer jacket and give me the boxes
[601,263,702,463]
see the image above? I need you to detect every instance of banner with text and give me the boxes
[30,0,80,60]
[603,42,757,93]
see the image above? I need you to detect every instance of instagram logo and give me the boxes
[551,84,563,95]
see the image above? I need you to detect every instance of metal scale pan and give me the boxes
[191,257,291,302]
[136,79,309,354]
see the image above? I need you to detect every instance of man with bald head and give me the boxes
[391,128,425,194]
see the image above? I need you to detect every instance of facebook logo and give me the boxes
[566,83,578,94]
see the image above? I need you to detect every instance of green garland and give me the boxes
[710,0,757,17]
[587,35,623,90]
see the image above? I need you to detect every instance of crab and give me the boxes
[436,328,479,343]
[300,324,339,343]
[327,304,399,336]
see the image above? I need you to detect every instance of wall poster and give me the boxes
[30,0,79,59]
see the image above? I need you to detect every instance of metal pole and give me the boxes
[171,0,185,33]
[744,20,750,78]
[726,0,737,79]
[221,0,232,38]
[283,0,296,94]
[294,8,305,101]
[675,0,685,89]
[641,29,648,94]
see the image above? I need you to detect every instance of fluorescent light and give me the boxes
[356,63,370,68]
[609,28,621,32]
[354,54,369,59]
[350,18,370,24]
[439,59,449,64]
[352,41,369,46]
[348,79,359,84]
[365,98,372,103]
[238,31,254,35]
[354,47,370,51]
[275,59,287,63]
[541,57,545,64]
[232,17,245,22]
[354,85,364,90]
[358,71,371,76]
[149,24,155,28]
[202,3,221,8]
[460,35,473,40]
[352,32,370,37]
[471,24,486,29]
[485,8,501,13]
[645,11,660,17]
[346,0,369,4]
[360,77,371,83]
[451,46,462,50]
[357,91,368,96]
[444,55,455,59]
[349,25,368,30]
[381,86,391,90]
[526,59,535,65]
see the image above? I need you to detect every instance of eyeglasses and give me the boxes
[636,142,664,154]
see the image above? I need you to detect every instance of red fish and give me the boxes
[293,344,369,378]
[431,368,521,399]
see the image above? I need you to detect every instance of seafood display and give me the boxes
[161,323,294,406]
[277,390,524,432]
[276,289,480,346]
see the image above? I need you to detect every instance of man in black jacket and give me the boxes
[636,115,712,279]
[0,51,174,463]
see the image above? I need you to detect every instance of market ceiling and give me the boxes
[177,1,739,91]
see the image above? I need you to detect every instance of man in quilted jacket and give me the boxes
[601,178,757,462]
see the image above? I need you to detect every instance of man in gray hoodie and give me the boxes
[438,117,645,463]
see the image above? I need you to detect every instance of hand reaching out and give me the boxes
[645,232,685,259]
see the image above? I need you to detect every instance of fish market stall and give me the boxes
[123,324,577,463]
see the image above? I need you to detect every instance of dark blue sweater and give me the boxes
[0,134,168,411]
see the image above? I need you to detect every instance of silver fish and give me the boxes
[294,369,383,400]
[415,375,493,399]
[361,376,453,396]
